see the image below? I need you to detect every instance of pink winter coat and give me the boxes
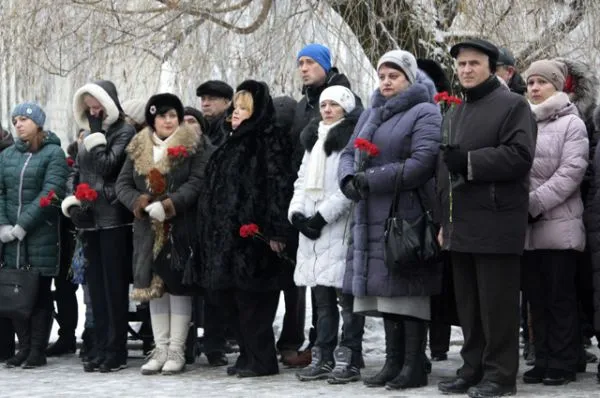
[526,92,589,251]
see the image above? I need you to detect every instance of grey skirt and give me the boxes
[354,295,430,320]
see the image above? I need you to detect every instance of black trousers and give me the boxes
[522,250,579,372]
[219,289,280,375]
[202,292,229,354]
[429,321,451,356]
[313,285,364,356]
[83,227,131,361]
[276,285,306,352]
[52,254,79,338]
[13,277,53,353]
[0,317,15,359]
[451,252,520,386]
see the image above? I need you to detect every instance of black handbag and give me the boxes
[383,165,442,274]
[0,240,40,321]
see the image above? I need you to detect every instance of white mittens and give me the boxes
[0,225,15,243]
[145,202,166,222]
[11,225,26,241]
[61,195,82,218]
[83,132,107,152]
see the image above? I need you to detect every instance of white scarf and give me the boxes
[305,119,343,201]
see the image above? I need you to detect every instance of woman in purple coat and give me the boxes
[338,50,442,390]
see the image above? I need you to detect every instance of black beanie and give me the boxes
[145,93,184,129]
[184,106,209,135]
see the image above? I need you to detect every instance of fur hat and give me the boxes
[183,106,209,135]
[122,99,146,125]
[195,80,233,100]
[524,60,568,91]
[12,102,46,128]
[319,85,356,113]
[297,44,332,74]
[377,50,418,84]
[145,93,184,129]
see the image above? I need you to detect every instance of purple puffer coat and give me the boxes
[526,92,589,251]
[338,82,442,298]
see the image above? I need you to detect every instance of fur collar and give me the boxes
[299,109,359,155]
[529,92,578,122]
[554,57,598,121]
[126,124,199,176]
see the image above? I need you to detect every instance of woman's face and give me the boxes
[527,76,557,105]
[320,100,345,125]
[83,95,106,119]
[231,100,252,130]
[13,116,39,141]
[154,109,179,138]
[378,65,410,98]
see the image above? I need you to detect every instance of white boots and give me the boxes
[161,314,189,375]
[141,346,169,375]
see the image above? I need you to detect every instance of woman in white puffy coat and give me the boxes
[288,85,365,383]
[521,60,588,386]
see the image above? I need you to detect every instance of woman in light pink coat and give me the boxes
[521,60,589,386]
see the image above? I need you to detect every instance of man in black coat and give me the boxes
[196,80,233,147]
[495,47,527,95]
[436,39,537,398]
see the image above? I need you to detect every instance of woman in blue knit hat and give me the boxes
[0,102,69,369]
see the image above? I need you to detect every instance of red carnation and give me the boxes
[168,145,189,159]
[447,96,463,105]
[434,91,450,104]
[354,138,371,152]
[67,157,75,167]
[40,196,51,208]
[75,183,98,202]
[239,223,260,238]
[366,143,380,157]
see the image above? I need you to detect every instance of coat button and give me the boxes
[380,167,385,171]
[369,169,375,174]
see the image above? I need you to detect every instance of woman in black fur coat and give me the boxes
[199,80,294,377]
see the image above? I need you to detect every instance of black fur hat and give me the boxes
[145,93,184,129]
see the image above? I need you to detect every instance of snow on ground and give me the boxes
[0,289,598,397]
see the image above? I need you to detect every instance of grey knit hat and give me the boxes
[12,102,46,128]
[524,60,568,91]
[377,50,418,84]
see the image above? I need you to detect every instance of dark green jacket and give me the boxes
[0,131,69,276]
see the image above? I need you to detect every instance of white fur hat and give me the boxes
[319,85,356,113]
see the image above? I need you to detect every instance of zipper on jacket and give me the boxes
[16,153,33,268]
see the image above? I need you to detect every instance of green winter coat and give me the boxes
[0,131,69,276]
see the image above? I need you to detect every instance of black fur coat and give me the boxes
[199,80,295,292]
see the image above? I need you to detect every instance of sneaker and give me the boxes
[141,347,168,375]
[162,348,185,375]
[295,347,333,381]
[99,356,127,373]
[328,347,361,384]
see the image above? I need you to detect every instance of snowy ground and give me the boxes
[0,289,599,397]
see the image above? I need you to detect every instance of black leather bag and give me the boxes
[384,165,441,274]
[0,241,40,321]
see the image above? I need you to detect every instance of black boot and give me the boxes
[0,318,15,361]
[46,334,76,357]
[295,347,334,381]
[185,324,197,365]
[363,318,404,387]
[5,319,31,368]
[385,319,428,390]
[22,305,53,369]
[80,328,97,363]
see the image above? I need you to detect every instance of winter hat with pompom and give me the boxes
[319,86,356,114]
[12,102,46,128]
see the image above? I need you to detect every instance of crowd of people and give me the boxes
[0,37,599,397]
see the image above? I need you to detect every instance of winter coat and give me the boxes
[288,112,359,288]
[437,77,537,255]
[0,129,14,152]
[205,114,226,147]
[290,68,364,171]
[116,125,211,296]
[525,92,588,251]
[199,80,295,292]
[338,82,442,298]
[69,80,136,229]
[0,132,68,276]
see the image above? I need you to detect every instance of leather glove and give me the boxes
[341,176,362,202]
[145,202,166,222]
[301,212,327,240]
[291,212,308,230]
[441,145,468,176]
[69,206,95,229]
[353,172,369,197]
[528,213,542,224]
[11,225,26,241]
[133,194,151,219]
[0,225,15,243]
[87,112,104,133]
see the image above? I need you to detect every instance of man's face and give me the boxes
[200,95,230,119]
[456,48,492,89]
[184,115,202,136]
[298,56,327,87]
[496,65,515,84]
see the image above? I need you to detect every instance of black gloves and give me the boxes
[291,212,327,240]
[353,172,369,196]
[87,112,104,133]
[528,213,542,224]
[441,145,468,176]
[341,174,368,202]
[291,212,308,230]
[69,206,95,229]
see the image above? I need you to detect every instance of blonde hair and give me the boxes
[233,90,254,115]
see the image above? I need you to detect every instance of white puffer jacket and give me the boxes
[526,92,589,251]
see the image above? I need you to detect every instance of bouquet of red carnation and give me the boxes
[74,183,99,203]
[353,137,380,172]
[167,145,189,160]
[434,91,462,107]
[239,223,295,265]
[40,189,60,208]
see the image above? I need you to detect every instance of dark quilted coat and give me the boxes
[199,80,295,292]
[0,132,68,276]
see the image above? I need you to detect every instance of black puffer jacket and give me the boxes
[68,80,135,229]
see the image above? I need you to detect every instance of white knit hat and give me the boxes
[319,86,356,113]
[377,50,418,84]
[122,99,146,125]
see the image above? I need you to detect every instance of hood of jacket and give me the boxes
[225,80,275,136]
[415,69,438,103]
[530,92,579,123]
[72,80,124,131]
[15,130,62,153]
[299,107,361,155]
[370,82,431,120]
[554,57,598,122]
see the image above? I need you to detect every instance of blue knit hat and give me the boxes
[12,102,46,128]
[297,44,332,74]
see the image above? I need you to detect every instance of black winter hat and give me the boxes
[450,38,499,62]
[196,80,234,100]
[184,106,209,135]
[497,48,516,67]
[145,93,184,129]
